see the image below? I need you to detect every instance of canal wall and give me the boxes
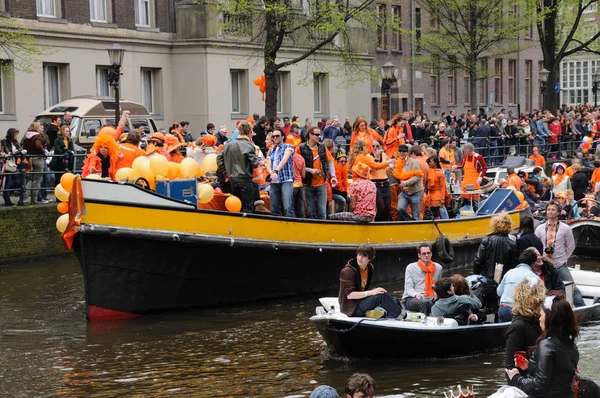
[0,204,68,265]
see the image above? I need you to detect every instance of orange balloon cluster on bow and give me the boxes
[253,74,266,101]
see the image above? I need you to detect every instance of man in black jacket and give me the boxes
[472,212,519,279]
[570,163,589,201]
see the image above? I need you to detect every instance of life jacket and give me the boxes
[299,142,327,185]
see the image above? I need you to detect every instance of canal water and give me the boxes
[1,257,599,397]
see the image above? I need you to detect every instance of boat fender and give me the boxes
[435,236,455,264]
[172,234,180,242]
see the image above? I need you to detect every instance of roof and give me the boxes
[36,96,152,118]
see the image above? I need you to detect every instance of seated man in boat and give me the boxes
[344,373,376,398]
[431,278,483,325]
[401,244,443,315]
[338,244,406,320]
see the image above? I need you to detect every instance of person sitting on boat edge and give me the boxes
[497,247,541,322]
[401,244,443,315]
[338,244,406,320]
[329,162,376,223]
[430,277,483,325]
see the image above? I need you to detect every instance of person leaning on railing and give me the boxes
[1,128,24,206]
[19,122,45,205]
[50,125,74,188]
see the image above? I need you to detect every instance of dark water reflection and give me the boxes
[0,257,599,397]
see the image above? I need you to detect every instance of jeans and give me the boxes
[293,187,305,218]
[498,305,513,322]
[304,184,327,219]
[231,180,255,213]
[397,190,422,221]
[269,181,294,217]
[556,264,585,307]
[403,296,433,315]
[332,193,347,213]
[25,157,44,204]
[353,293,405,318]
[440,206,449,219]
[533,135,546,153]
[443,170,451,183]
[38,162,50,201]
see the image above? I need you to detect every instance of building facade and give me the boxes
[0,0,372,138]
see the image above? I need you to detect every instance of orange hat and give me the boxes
[145,143,157,156]
[352,162,371,179]
[285,135,301,148]
[164,135,179,147]
[556,192,566,199]
[245,116,255,124]
[202,134,217,147]
[151,132,165,142]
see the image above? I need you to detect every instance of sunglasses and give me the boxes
[272,134,282,138]
[312,133,321,137]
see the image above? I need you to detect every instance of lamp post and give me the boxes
[382,61,394,121]
[592,67,600,108]
[539,68,550,109]
[107,44,125,125]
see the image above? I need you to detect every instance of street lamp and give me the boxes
[382,61,395,121]
[107,43,125,125]
[592,67,600,108]
[539,68,550,109]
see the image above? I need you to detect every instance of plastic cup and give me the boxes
[514,351,527,368]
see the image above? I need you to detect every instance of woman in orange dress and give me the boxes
[350,117,382,153]
[426,155,448,220]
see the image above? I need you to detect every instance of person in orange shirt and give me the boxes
[332,152,350,213]
[350,117,382,153]
[565,158,580,179]
[369,138,393,221]
[426,156,449,219]
[507,167,522,191]
[348,139,394,180]
[82,134,118,180]
[116,130,145,170]
[165,135,185,163]
[383,114,404,158]
[438,138,456,182]
[592,160,600,201]
[529,147,545,167]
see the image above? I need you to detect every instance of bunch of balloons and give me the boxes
[253,74,266,102]
[581,136,592,153]
[55,172,76,233]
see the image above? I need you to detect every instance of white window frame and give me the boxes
[90,0,107,22]
[140,67,163,115]
[95,66,111,97]
[36,0,56,17]
[231,70,241,114]
[561,59,593,106]
[141,69,154,113]
[135,0,151,27]
[43,64,61,109]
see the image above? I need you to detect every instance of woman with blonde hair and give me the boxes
[472,211,519,280]
[504,278,546,369]
[50,125,74,185]
[349,117,382,153]
[347,139,392,180]
[20,122,46,204]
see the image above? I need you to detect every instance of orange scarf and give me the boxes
[395,157,425,181]
[553,173,565,187]
[417,260,436,298]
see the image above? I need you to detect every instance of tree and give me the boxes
[0,16,46,74]
[537,0,600,111]
[415,0,536,112]
[213,0,382,119]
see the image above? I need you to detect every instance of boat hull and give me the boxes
[311,303,600,358]
[570,220,600,257]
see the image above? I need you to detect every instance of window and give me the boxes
[82,119,102,137]
[135,0,152,27]
[36,0,56,17]
[508,60,516,104]
[43,63,69,109]
[431,73,439,104]
[90,0,107,22]
[391,6,401,51]
[96,67,111,97]
[230,69,248,114]
[141,68,163,115]
[314,73,328,114]
[560,60,593,106]
[479,59,488,105]
[447,70,456,104]
[415,8,421,53]
[464,74,470,104]
[494,59,503,104]
[525,60,532,111]
[376,4,387,49]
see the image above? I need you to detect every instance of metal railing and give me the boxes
[1,153,87,205]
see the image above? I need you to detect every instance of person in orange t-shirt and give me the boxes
[383,114,405,158]
[116,130,145,170]
[507,167,522,191]
[592,160,600,200]
[350,117,382,153]
[332,152,350,213]
[528,147,545,167]
[426,156,449,219]
[348,139,393,180]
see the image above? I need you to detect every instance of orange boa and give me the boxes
[417,260,436,298]
[394,158,425,181]
[553,173,566,187]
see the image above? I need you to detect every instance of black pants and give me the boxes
[352,293,404,318]
[231,180,254,213]
[2,172,19,204]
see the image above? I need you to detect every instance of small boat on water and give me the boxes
[65,178,527,322]
[310,270,600,359]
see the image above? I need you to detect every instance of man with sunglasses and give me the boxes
[266,130,294,217]
[402,244,443,315]
[296,127,338,219]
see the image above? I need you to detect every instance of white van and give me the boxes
[35,96,158,150]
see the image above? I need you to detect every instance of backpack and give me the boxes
[467,275,499,312]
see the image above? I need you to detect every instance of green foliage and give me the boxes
[0,16,47,74]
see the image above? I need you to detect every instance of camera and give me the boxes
[545,246,554,255]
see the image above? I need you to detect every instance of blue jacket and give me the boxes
[536,120,550,137]
[497,264,538,306]
[430,294,482,325]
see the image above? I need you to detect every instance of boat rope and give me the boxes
[326,318,367,333]
[431,215,444,237]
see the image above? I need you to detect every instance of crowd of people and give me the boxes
[2,106,600,222]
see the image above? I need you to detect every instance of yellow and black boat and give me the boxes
[65,179,526,322]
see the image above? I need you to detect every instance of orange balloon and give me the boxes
[60,173,76,193]
[57,202,69,214]
[253,77,262,86]
[225,195,242,212]
[260,85,266,94]
[167,162,180,180]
